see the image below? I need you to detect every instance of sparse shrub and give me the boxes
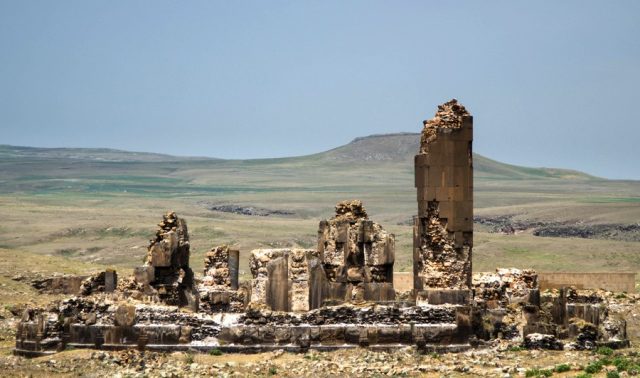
[525,368,552,377]
[607,371,621,378]
[613,356,630,371]
[184,352,194,364]
[507,345,525,352]
[209,348,222,356]
[599,357,613,366]
[268,366,277,375]
[597,346,614,356]
[554,363,571,373]
[585,361,603,374]
[627,365,640,375]
[575,374,592,378]
[615,293,627,299]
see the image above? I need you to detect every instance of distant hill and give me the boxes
[0,144,211,163]
[0,133,598,181]
[316,133,597,180]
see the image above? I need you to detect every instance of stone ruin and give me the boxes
[199,245,247,312]
[318,200,395,303]
[133,211,199,311]
[414,99,473,304]
[13,99,630,357]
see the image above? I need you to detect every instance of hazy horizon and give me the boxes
[1,1,639,179]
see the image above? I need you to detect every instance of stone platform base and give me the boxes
[14,342,472,357]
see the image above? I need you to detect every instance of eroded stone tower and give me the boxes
[413,99,473,303]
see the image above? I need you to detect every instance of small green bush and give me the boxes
[597,346,614,356]
[525,368,553,377]
[184,353,195,364]
[575,374,592,378]
[585,361,603,374]
[554,363,571,373]
[209,348,223,356]
[268,366,277,375]
[627,365,640,375]
[508,346,525,352]
[607,371,621,378]
[599,357,613,366]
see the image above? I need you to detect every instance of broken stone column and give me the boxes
[414,99,473,303]
[135,211,199,311]
[317,200,395,303]
[104,269,117,293]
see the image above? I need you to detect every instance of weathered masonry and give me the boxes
[414,99,473,304]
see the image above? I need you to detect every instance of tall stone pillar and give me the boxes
[413,99,473,304]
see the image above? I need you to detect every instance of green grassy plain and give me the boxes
[0,134,639,283]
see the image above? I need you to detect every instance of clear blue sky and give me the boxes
[1,1,639,179]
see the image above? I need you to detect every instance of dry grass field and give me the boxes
[0,133,639,283]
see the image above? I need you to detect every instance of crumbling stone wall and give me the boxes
[134,211,198,310]
[202,245,239,289]
[414,100,473,292]
[317,200,395,302]
[473,268,538,306]
[199,245,245,312]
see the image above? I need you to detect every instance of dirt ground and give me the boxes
[2,341,640,377]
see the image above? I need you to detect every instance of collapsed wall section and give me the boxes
[133,211,198,310]
[317,200,395,302]
[414,100,473,301]
[199,245,246,312]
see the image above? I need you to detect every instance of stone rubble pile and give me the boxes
[240,303,457,326]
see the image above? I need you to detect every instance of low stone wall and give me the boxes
[394,271,638,293]
[538,272,637,293]
[31,275,88,295]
